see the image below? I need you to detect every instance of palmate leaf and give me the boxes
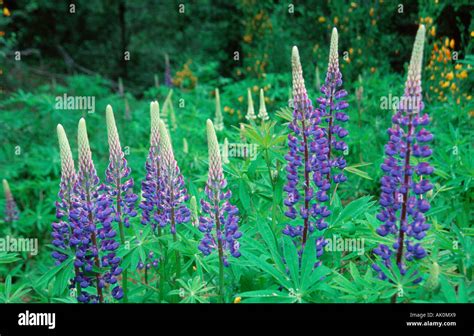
[305,265,331,292]
[283,237,299,287]
[300,236,317,290]
[244,252,292,288]
[331,196,376,228]
[256,220,284,271]
[0,275,31,303]
[53,258,75,296]
[36,257,73,290]
[0,252,20,264]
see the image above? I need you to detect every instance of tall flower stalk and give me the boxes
[245,88,257,121]
[157,119,190,277]
[214,88,224,131]
[372,26,432,303]
[52,125,85,298]
[105,105,138,303]
[258,88,269,122]
[199,120,241,301]
[140,101,163,234]
[3,179,19,224]
[52,125,76,265]
[317,27,349,186]
[283,46,330,261]
[70,118,122,303]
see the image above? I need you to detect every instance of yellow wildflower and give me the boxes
[450,39,455,49]
[457,70,468,79]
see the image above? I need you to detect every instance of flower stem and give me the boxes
[391,115,413,304]
[215,193,225,302]
[116,177,129,303]
[86,191,104,303]
[173,233,181,279]
[301,118,310,246]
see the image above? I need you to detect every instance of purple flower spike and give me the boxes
[3,179,19,224]
[69,118,122,303]
[283,46,330,260]
[140,101,164,233]
[51,125,77,266]
[198,120,241,266]
[373,25,431,292]
[318,27,349,184]
[157,119,190,234]
[105,105,137,235]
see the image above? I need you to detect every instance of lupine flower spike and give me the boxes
[317,27,349,185]
[51,125,76,265]
[105,105,137,302]
[105,105,138,238]
[3,179,19,224]
[372,26,432,302]
[157,119,190,234]
[214,88,225,131]
[199,120,241,299]
[157,119,189,278]
[245,88,257,121]
[140,101,163,233]
[258,88,269,121]
[199,120,242,265]
[283,46,329,262]
[71,118,123,303]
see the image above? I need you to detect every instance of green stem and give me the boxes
[218,251,224,303]
[215,193,225,302]
[116,181,128,303]
[264,148,277,232]
[173,233,181,279]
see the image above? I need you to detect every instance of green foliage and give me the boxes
[0,1,473,304]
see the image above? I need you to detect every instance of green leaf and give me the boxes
[244,252,291,288]
[439,275,457,303]
[256,219,284,271]
[283,237,299,287]
[239,178,251,209]
[300,236,317,290]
